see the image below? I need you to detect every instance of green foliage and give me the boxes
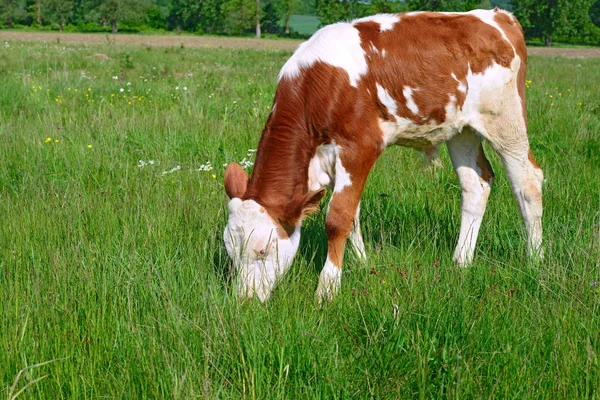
[315,0,405,26]
[491,0,511,8]
[316,0,352,25]
[511,0,600,45]
[406,0,478,11]
[275,0,301,34]
[590,0,600,28]
[44,0,73,31]
[0,0,26,28]
[222,0,256,35]
[0,40,599,399]
[476,0,493,9]
[2,0,600,45]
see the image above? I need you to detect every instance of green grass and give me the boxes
[0,40,599,398]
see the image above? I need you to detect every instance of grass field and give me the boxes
[0,39,599,398]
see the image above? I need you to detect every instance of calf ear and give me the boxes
[224,163,249,199]
[300,188,326,219]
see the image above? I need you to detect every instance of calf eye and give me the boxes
[255,249,268,259]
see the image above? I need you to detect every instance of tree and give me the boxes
[315,0,352,25]
[255,0,260,37]
[27,0,42,25]
[167,0,200,31]
[83,0,154,33]
[223,0,255,35]
[590,0,600,28]
[45,0,73,31]
[511,0,559,46]
[368,0,405,13]
[476,0,493,9]
[276,0,301,34]
[406,0,478,11]
[511,0,600,46]
[491,0,511,9]
[0,0,26,28]
[261,0,282,34]
[198,0,228,33]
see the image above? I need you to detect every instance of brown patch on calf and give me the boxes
[355,12,514,125]
[476,144,495,183]
[528,150,541,170]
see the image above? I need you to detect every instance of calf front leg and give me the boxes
[316,186,362,304]
[315,146,377,304]
[349,202,367,260]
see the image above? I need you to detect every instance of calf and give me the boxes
[223,9,544,303]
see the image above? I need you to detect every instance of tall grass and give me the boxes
[0,40,599,398]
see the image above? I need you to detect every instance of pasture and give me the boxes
[0,38,599,398]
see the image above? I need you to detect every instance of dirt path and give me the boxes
[0,31,303,51]
[2,31,600,58]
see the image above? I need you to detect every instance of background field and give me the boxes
[0,37,599,398]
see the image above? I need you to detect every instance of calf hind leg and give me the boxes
[479,114,544,259]
[497,148,544,258]
[447,128,495,265]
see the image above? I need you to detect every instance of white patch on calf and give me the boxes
[315,256,341,304]
[279,22,367,88]
[353,14,400,31]
[446,94,458,117]
[402,86,419,115]
[462,59,522,141]
[376,83,398,117]
[334,148,352,193]
[308,143,337,191]
[308,142,352,194]
[452,73,467,93]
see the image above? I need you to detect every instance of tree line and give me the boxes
[1,0,599,45]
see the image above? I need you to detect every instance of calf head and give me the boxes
[223,163,324,301]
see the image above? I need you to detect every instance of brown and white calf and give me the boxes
[224,9,544,303]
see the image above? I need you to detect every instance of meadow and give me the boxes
[0,38,599,398]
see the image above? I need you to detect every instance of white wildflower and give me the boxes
[162,165,181,175]
[119,88,124,93]
[112,76,118,80]
[198,161,213,172]
[239,157,253,170]
[138,160,155,168]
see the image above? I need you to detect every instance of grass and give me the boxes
[0,39,599,398]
